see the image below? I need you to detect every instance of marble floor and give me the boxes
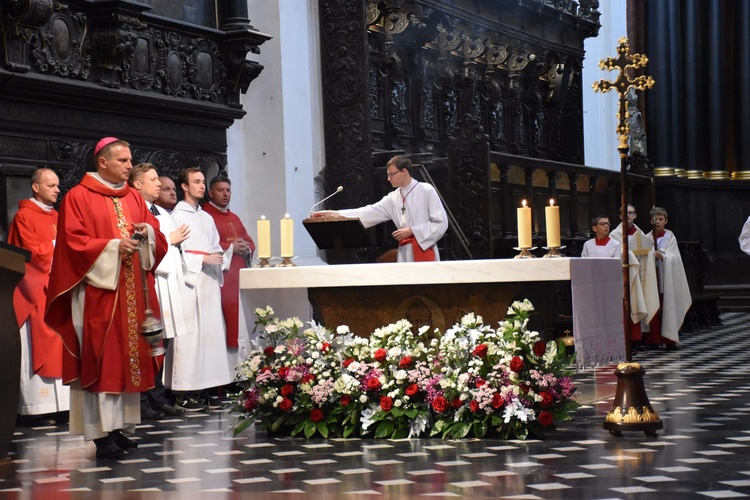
[3,313,750,499]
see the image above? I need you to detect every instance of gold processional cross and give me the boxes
[595,38,663,437]
[592,37,655,155]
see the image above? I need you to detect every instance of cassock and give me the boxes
[202,201,254,355]
[151,203,192,340]
[611,223,659,336]
[45,173,167,440]
[169,201,234,391]
[644,229,692,344]
[339,179,448,262]
[581,236,621,258]
[9,198,70,415]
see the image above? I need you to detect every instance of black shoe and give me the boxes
[665,344,678,351]
[159,404,186,416]
[109,430,138,449]
[94,436,126,459]
[141,406,165,420]
[206,396,224,410]
[176,398,207,412]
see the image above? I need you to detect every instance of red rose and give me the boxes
[533,341,546,357]
[260,366,272,373]
[472,344,488,358]
[491,393,504,409]
[510,356,524,373]
[263,346,275,357]
[302,374,315,384]
[279,397,292,411]
[342,357,355,368]
[281,384,294,397]
[538,410,553,427]
[374,348,388,363]
[278,366,289,379]
[321,342,331,352]
[405,384,419,397]
[310,408,324,422]
[540,391,554,407]
[520,382,530,394]
[399,356,412,368]
[451,397,463,409]
[431,396,448,413]
[469,400,479,412]
[475,377,485,388]
[340,395,351,406]
[366,377,381,391]
[380,396,393,411]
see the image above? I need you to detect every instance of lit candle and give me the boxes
[517,199,532,248]
[257,215,271,259]
[545,199,561,247]
[280,213,294,258]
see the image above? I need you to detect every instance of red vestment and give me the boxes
[9,200,61,378]
[202,202,255,348]
[45,174,167,393]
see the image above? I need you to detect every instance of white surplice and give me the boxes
[581,237,621,258]
[339,179,448,262]
[169,201,233,391]
[645,229,692,343]
[611,223,659,325]
[150,203,192,340]
[740,216,750,255]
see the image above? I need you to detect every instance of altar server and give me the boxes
[169,167,233,405]
[643,207,692,349]
[581,215,621,258]
[313,155,448,262]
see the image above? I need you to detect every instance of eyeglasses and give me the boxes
[626,211,636,215]
[386,170,401,179]
[596,222,610,226]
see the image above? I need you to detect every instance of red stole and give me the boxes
[9,200,62,378]
[202,203,255,347]
[46,174,167,392]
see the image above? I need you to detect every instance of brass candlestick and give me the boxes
[543,246,565,258]
[514,247,537,259]
[277,256,297,267]
[255,257,272,268]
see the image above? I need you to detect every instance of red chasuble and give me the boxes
[9,200,61,378]
[45,174,167,393]
[202,202,256,348]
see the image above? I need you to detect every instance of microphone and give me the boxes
[309,186,343,216]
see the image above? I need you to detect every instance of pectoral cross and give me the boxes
[401,206,406,215]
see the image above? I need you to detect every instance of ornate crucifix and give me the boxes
[592,37,655,362]
[594,37,662,437]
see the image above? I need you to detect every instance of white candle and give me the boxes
[545,199,561,247]
[517,200,532,248]
[280,213,294,258]
[257,216,271,259]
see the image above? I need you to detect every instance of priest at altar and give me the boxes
[312,156,448,262]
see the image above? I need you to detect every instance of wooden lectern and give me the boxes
[303,216,371,264]
[0,242,30,478]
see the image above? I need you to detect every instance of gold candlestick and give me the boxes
[514,247,536,259]
[543,246,565,258]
